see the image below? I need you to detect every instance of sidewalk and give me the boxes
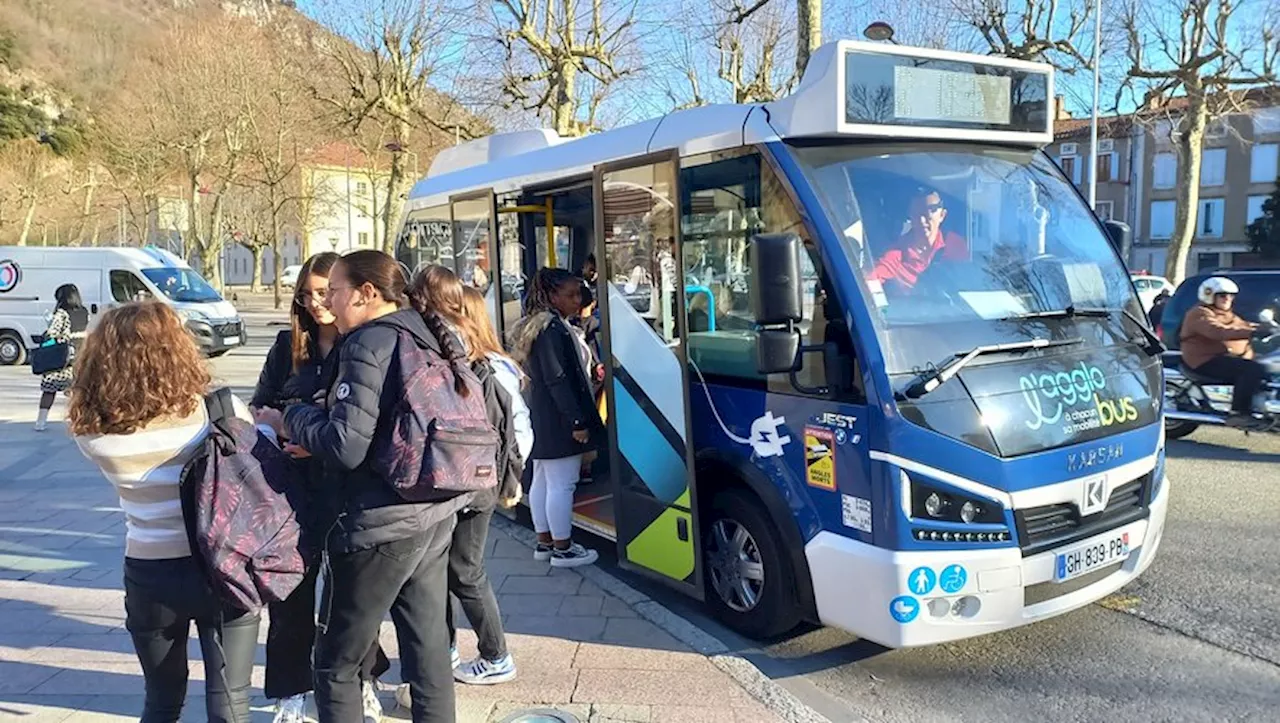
[0,413,792,722]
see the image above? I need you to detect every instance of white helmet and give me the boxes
[1197,276,1239,305]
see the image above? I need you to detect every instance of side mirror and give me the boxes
[757,329,800,375]
[750,233,803,326]
[1103,220,1131,256]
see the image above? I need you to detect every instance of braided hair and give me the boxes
[420,310,473,398]
[525,267,578,316]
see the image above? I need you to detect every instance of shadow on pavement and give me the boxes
[1167,437,1280,463]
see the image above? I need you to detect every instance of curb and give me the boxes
[490,515,832,723]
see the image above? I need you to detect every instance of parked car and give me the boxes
[1131,274,1175,311]
[279,264,302,288]
[1159,269,1280,347]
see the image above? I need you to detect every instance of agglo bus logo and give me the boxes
[1019,361,1139,434]
[0,260,20,293]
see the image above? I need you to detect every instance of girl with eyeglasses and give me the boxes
[251,252,389,723]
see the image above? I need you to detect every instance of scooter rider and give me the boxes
[1180,276,1265,427]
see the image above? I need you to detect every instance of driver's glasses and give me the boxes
[295,288,327,305]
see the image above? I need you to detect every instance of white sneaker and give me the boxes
[534,543,553,561]
[454,654,517,685]
[550,542,598,568]
[361,681,382,723]
[272,694,307,723]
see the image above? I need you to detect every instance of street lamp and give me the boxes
[384,141,420,178]
[1087,0,1102,211]
[863,22,897,44]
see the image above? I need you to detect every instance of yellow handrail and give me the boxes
[495,199,557,267]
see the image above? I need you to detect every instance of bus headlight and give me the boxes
[910,479,1003,524]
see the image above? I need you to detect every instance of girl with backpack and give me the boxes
[507,267,603,568]
[254,250,471,723]
[250,252,389,723]
[68,302,260,723]
[402,266,530,696]
[34,283,88,431]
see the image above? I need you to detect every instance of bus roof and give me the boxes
[405,40,1054,214]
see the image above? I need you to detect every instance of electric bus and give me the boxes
[393,40,1168,647]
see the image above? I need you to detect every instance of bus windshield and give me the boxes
[141,267,222,304]
[790,142,1140,375]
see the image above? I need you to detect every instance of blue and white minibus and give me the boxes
[393,40,1168,647]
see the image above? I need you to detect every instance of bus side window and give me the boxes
[681,150,862,400]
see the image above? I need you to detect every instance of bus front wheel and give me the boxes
[703,488,801,639]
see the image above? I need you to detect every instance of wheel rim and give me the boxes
[706,518,765,613]
[0,338,18,364]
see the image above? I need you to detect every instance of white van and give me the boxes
[0,246,245,365]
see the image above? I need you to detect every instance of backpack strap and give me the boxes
[203,387,238,452]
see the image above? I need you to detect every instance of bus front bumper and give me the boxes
[804,472,1169,648]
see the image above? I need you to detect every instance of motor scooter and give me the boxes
[1164,307,1280,438]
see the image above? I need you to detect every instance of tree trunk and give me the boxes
[383,147,409,255]
[271,219,284,310]
[207,194,227,290]
[250,245,265,292]
[1164,93,1208,286]
[17,196,37,246]
[76,168,96,244]
[553,62,579,136]
[796,0,822,79]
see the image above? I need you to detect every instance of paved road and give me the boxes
[5,312,1278,722]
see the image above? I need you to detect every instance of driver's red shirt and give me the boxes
[867,231,969,289]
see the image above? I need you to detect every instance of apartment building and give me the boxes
[1050,89,1280,276]
[1051,114,1141,227]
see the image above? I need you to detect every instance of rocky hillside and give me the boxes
[0,0,307,155]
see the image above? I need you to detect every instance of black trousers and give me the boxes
[446,508,508,661]
[1193,355,1267,413]
[123,557,259,723]
[314,516,456,723]
[265,564,391,699]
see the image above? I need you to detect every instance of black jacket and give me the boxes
[509,310,603,460]
[251,330,329,410]
[252,330,336,536]
[284,309,470,553]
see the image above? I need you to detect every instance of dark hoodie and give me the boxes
[284,308,470,553]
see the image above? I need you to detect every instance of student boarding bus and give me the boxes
[393,40,1168,647]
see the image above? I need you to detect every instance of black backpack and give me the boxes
[471,358,525,510]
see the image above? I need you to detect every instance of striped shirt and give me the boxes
[74,394,252,560]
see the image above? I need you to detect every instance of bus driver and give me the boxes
[868,187,969,291]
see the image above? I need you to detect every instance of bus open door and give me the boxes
[591,152,704,598]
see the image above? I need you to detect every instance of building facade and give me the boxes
[1050,93,1280,277]
[149,142,395,287]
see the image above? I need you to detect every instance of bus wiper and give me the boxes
[901,337,1084,400]
[1000,306,1164,356]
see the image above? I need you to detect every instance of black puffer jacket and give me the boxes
[284,309,471,553]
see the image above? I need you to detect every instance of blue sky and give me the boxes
[293,0,1276,131]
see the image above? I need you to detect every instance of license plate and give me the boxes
[1054,531,1130,582]
[222,336,240,345]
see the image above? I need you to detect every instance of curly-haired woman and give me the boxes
[68,301,259,723]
